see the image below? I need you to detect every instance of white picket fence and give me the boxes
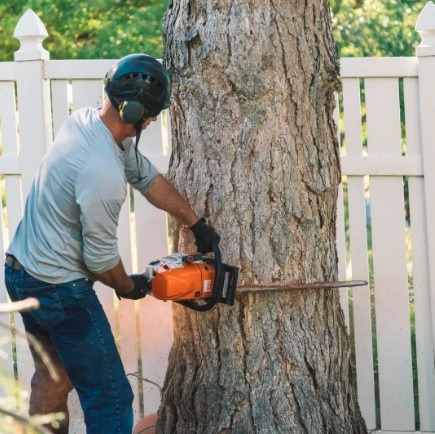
[1,3,435,433]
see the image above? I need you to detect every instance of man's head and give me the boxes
[104,54,171,127]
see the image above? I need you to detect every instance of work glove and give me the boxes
[190,217,221,254]
[116,274,150,300]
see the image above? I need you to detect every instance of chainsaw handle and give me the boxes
[177,240,222,312]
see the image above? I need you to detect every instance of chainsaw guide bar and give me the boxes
[235,280,368,295]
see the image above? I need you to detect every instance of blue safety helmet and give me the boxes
[104,53,171,125]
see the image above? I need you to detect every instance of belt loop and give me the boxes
[9,255,16,270]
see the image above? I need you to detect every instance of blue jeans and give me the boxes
[5,261,134,434]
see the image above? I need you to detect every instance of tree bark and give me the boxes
[159,0,367,433]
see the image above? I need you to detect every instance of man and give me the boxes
[4,53,219,434]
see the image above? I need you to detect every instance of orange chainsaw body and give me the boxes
[146,253,215,301]
[145,247,239,311]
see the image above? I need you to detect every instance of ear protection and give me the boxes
[119,100,146,125]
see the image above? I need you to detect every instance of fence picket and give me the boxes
[71,80,104,111]
[341,77,376,429]
[134,113,173,416]
[0,82,22,239]
[51,80,70,138]
[415,53,435,434]
[0,79,31,402]
[14,59,52,196]
[336,182,349,328]
[404,77,435,430]
[134,196,172,416]
[365,77,414,430]
[0,185,13,400]
[0,83,18,154]
[334,93,350,326]
[138,112,171,173]
[347,177,376,429]
[117,197,141,419]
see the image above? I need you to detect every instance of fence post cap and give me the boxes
[14,9,49,61]
[416,1,435,56]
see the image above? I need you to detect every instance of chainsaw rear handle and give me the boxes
[177,240,222,312]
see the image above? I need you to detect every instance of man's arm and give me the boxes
[94,260,134,295]
[145,174,200,226]
[144,173,221,254]
[94,260,149,300]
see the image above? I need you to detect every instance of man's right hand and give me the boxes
[116,274,150,300]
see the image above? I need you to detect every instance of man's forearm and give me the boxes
[94,260,134,295]
[145,174,200,226]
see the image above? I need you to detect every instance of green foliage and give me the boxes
[330,0,426,57]
[0,0,429,61]
[0,0,168,60]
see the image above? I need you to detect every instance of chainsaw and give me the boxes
[144,241,367,312]
[145,241,239,311]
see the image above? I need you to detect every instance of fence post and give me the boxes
[11,7,53,402]
[415,2,435,430]
[13,9,53,196]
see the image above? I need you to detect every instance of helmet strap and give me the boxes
[134,121,145,181]
[109,97,120,112]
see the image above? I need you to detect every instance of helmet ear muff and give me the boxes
[119,100,145,124]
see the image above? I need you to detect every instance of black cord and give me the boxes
[134,122,144,181]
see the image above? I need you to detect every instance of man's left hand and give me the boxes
[190,218,221,254]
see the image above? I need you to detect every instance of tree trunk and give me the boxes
[159,0,367,433]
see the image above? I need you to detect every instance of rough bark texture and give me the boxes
[159,0,367,433]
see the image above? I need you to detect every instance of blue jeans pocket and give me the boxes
[12,275,66,329]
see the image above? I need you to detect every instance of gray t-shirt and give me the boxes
[7,107,159,283]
